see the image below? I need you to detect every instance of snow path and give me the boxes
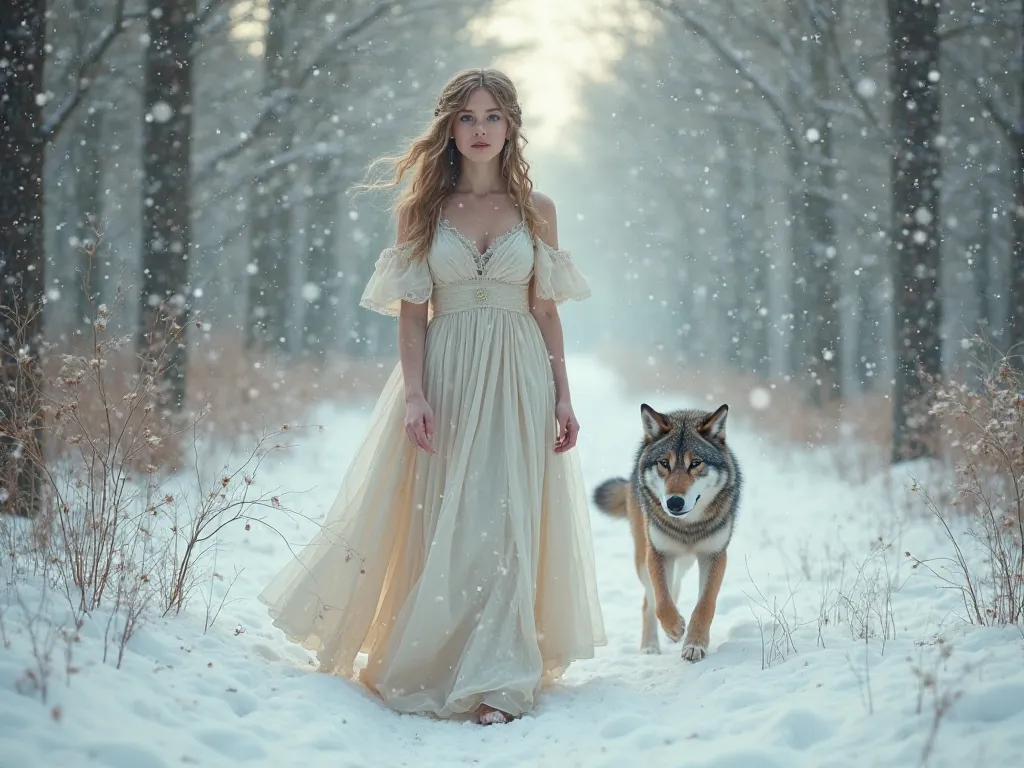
[2,356,1023,768]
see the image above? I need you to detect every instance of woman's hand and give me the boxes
[554,399,580,453]
[404,394,437,454]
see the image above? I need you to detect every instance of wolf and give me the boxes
[593,403,742,661]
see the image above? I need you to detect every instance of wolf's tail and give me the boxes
[592,477,630,518]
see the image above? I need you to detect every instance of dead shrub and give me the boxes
[907,348,1024,627]
[2,254,317,669]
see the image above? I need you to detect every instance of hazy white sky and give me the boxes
[469,0,641,153]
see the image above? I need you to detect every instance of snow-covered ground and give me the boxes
[2,356,1023,768]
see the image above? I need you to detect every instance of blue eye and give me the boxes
[460,114,473,122]
[488,114,501,121]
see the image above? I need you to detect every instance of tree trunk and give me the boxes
[302,193,339,358]
[71,105,104,333]
[975,160,994,341]
[805,13,842,405]
[0,0,47,516]
[784,0,812,389]
[785,142,812,384]
[888,0,943,463]
[140,0,195,413]
[718,120,750,370]
[749,129,771,379]
[854,251,884,392]
[1010,133,1024,358]
[246,0,293,355]
[1007,4,1024,360]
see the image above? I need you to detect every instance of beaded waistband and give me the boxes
[430,280,530,316]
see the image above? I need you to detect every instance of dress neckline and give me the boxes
[438,218,527,276]
[439,218,526,258]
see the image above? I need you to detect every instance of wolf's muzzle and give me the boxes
[667,494,698,515]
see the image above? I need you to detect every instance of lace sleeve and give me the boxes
[358,243,433,317]
[533,237,591,304]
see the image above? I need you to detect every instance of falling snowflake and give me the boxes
[149,101,174,124]
[856,78,878,98]
[748,387,771,411]
[300,282,322,302]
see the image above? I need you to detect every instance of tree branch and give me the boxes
[939,19,1017,42]
[943,46,1022,139]
[814,0,889,141]
[647,0,804,153]
[42,0,136,139]
[193,0,399,184]
[197,0,234,28]
[982,94,1022,139]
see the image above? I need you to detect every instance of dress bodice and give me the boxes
[359,219,592,318]
[428,220,533,287]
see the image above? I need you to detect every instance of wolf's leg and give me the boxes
[648,547,684,642]
[630,506,661,653]
[638,566,660,654]
[682,551,727,662]
[672,554,696,605]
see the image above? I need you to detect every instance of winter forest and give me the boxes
[3,0,1024,765]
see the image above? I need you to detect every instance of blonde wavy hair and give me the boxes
[357,68,543,259]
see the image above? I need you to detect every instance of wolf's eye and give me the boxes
[689,458,703,470]
[657,459,671,470]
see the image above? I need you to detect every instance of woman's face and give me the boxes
[451,87,509,165]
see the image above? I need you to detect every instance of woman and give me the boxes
[259,68,606,725]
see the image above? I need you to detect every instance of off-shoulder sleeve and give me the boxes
[533,236,592,304]
[358,242,433,317]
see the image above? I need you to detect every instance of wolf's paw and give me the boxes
[640,642,661,655]
[681,643,708,662]
[656,611,684,642]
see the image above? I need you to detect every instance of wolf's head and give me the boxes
[637,403,731,521]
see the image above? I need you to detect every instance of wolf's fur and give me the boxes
[593,403,742,660]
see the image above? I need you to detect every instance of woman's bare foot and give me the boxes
[475,704,511,725]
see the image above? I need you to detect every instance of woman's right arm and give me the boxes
[395,211,436,454]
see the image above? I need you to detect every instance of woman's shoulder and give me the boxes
[529,191,557,218]
[528,192,559,247]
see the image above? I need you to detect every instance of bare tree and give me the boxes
[246,0,293,354]
[140,0,196,413]
[979,2,1024,359]
[888,0,943,462]
[647,0,850,401]
[0,0,47,517]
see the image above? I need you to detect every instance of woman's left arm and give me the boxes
[529,194,580,454]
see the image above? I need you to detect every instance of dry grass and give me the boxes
[184,330,391,440]
[37,330,392,476]
[596,343,894,452]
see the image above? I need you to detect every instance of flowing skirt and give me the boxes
[258,306,606,718]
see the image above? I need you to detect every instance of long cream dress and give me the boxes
[258,217,606,719]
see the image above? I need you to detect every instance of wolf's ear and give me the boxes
[640,403,670,441]
[699,404,728,442]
